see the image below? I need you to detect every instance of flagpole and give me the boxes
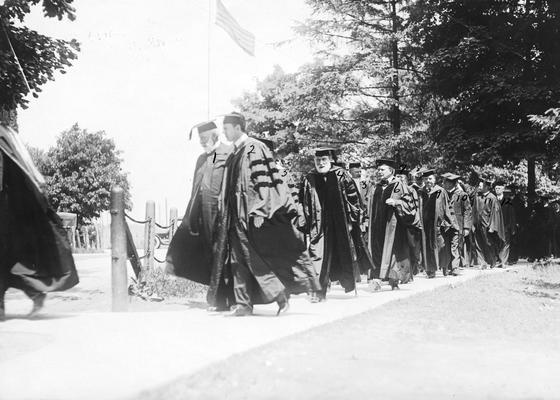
[207,0,212,119]
[1,18,32,94]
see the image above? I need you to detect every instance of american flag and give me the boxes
[215,0,255,56]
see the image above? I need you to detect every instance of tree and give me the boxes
[234,0,444,174]
[0,0,80,129]
[296,0,423,140]
[408,0,560,198]
[40,124,131,225]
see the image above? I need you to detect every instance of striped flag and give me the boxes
[215,0,255,56]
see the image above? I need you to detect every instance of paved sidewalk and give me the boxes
[0,267,503,400]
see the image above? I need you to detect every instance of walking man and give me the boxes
[367,159,417,289]
[442,173,471,274]
[472,177,505,268]
[1,125,78,320]
[421,169,459,277]
[213,113,319,316]
[494,181,517,267]
[166,121,234,311]
[300,148,373,300]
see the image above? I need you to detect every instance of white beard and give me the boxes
[316,165,331,174]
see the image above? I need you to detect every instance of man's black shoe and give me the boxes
[276,294,290,316]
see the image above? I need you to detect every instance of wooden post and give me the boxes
[169,207,178,238]
[110,186,128,312]
[83,225,90,249]
[143,200,156,275]
[95,225,101,250]
[75,228,82,249]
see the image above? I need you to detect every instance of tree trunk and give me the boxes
[527,157,536,204]
[390,0,401,138]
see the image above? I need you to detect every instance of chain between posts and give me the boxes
[124,212,151,225]
[155,219,176,230]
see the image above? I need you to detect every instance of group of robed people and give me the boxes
[165,112,521,316]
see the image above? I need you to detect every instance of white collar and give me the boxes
[234,133,248,148]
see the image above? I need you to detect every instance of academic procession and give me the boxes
[2,0,560,321]
[161,111,531,317]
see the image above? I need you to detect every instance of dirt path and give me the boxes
[136,264,560,400]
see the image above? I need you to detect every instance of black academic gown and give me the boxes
[0,151,78,300]
[407,183,426,277]
[472,191,506,267]
[300,166,373,296]
[210,137,319,308]
[166,143,233,307]
[423,185,459,275]
[367,177,417,283]
[449,188,472,268]
[498,195,517,264]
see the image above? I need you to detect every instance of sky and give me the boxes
[16,0,316,221]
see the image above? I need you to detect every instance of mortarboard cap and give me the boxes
[375,158,397,169]
[348,162,362,169]
[479,176,493,185]
[442,172,461,181]
[223,112,245,126]
[314,147,337,158]
[493,179,507,187]
[421,168,436,177]
[188,120,217,140]
[333,162,346,169]
[257,138,275,153]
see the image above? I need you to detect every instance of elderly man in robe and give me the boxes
[300,148,373,301]
[367,159,417,289]
[493,181,517,268]
[421,169,459,278]
[442,173,471,275]
[212,113,319,316]
[166,121,234,311]
[472,177,505,269]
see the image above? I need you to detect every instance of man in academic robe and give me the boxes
[472,177,506,268]
[300,148,373,300]
[212,113,319,316]
[395,166,423,282]
[442,173,472,274]
[408,167,428,274]
[165,121,234,311]
[349,162,367,205]
[421,169,459,278]
[258,138,306,232]
[494,181,517,267]
[348,162,369,243]
[367,159,417,289]
[0,125,78,321]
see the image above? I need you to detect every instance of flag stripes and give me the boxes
[215,0,255,56]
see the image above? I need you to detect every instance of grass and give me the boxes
[135,263,207,300]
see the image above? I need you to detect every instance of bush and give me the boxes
[137,266,207,300]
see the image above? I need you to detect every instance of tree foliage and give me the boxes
[0,0,80,123]
[34,124,131,224]
[408,0,560,168]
